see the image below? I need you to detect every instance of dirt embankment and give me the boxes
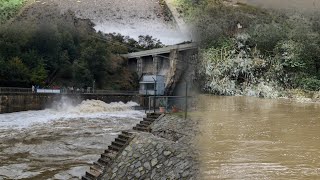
[11,0,188,44]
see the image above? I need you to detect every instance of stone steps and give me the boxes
[118,134,131,140]
[81,131,134,180]
[82,113,163,179]
[90,165,103,173]
[98,157,110,166]
[133,126,150,132]
[140,121,153,125]
[85,170,100,179]
[143,117,156,122]
[93,161,104,169]
[115,137,127,144]
[132,113,162,133]
[146,112,162,119]
[108,144,121,152]
[136,123,149,128]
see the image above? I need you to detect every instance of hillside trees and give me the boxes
[192,2,320,94]
[0,20,163,89]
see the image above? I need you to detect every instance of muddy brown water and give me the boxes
[194,95,320,179]
[0,100,144,180]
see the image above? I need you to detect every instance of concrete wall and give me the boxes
[0,93,141,114]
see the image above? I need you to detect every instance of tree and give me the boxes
[80,40,110,87]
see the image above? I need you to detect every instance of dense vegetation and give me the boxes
[0,0,25,24]
[0,20,163,89]
[178,0,320,97]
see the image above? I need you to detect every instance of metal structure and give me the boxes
[139,75,165,95]
[0,87,138,95]
[147,95,196,117]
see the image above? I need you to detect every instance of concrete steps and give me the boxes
[81,131,134,180]
[146,113,162,119]
[82,113,163,179]
[132,113,162,133]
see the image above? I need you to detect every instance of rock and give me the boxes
[135,161,141,168]
[143,162,151,171]
[151,169,156,179]
[122,151,127,156]
[138,167,144,171]
[182,171,190,177]
[111,173,116,179]
[135,172,141,178]
[118,162,124,167]
[163,151,171,156]
[156,143,163,149]
[151,158,158,167]
[112,167,118,173]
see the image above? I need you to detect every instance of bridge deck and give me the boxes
[123,43,198,59]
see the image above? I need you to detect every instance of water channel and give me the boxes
[194,95,320,179]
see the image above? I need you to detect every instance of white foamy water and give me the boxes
[0,99,144,179]
[0,100,141,130]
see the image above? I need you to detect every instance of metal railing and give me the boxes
[0,87,32,94]
[0,87,139,95]
[147,96,197,114]
[94,90,138,95]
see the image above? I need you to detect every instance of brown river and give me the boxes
[194,95,320,179]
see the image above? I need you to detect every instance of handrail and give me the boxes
[0,87,32,94]
[0,87,139,95]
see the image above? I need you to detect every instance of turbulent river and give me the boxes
[0,99,144,180]
[195,95,320,179]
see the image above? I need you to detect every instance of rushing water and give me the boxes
[194,95,320,179]
[0,99,144,180]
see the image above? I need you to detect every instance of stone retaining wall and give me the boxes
[101,114,199,179]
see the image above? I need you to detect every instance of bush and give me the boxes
[0,0,24,24]
[297,77,320,91]
[194,1,320,96]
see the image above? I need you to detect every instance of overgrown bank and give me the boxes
[177,1,320,100]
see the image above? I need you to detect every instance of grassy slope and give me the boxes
[0,0,25,24]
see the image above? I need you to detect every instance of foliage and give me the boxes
[0,0,24,24]
[0,20,163,89]
[195,2,320,95]
[297,77,320,91]
[104,33,164,53]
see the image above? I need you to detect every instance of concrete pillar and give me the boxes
[153,55,160,75]
[137,57,143,76]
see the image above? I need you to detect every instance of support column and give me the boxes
[153,55,160,75]
[137,57,143,76]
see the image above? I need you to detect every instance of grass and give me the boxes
[0,0,25,24]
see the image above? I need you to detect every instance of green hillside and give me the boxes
[0,0,25,24]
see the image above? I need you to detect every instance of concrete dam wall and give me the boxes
[0,93,140,114]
